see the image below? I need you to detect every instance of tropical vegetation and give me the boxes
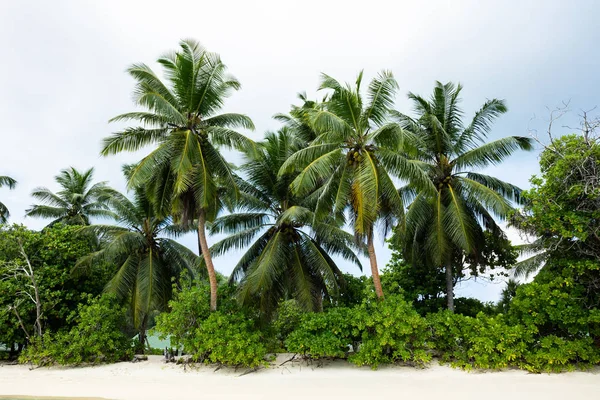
[101,39,255,311]
[25,167,117,226]
[75,168,201,345]
[1,39,598,373]
[209,128,363,315]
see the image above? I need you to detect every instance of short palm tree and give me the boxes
[395,82,533,311]
[76,184,200,346]
[25,167,116,226]
[101,39,255,311]
[280,71,432,299]
[0,175,17,224]
[209,129,363,314]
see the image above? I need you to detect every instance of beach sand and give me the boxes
[1,355,598,400]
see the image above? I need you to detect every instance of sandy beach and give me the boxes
[1,355,598,400]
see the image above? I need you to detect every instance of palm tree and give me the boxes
[25,167,117,226]
[498,279,520,313]
[273,92,326,143]
[279,71,432,299]
[395,82,533,311]
[0,176,17,224]
[101,39,255,311]
[76,183,200,347]
[209,129,363,314]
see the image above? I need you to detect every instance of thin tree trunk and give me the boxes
[18,241,43,338]
[139,315,148,354]
[197,210,218,311]
[445,262,454,312]
[367,233,384,300]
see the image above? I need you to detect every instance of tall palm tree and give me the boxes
[279,71,432,299]
[25,167,116,226]
[76,183,200,346]
[209,129,363,314]
[0,176,17,224]
[395,82,533,311]
[101,39,255,311]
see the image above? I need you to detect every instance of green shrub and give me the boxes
[154,283,267,368]
[20,295,133,366]
[350,295,431,368]
[427,311,531,370]
[285,307,357,359]
[272,299,304,348]
[427,308,600,372]
[186,312,267,368]
[286,295,431,368]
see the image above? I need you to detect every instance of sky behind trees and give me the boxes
[1,0,598,301]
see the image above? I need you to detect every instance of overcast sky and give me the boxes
[1,0,598,302]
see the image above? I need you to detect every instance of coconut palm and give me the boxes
[395,82,533,311]
[279,71,432,299]
[209,129,363,314]
[25,167,117,226]
[273,92,326,143]
[101,39,255,311]
[76,183,200,346]
[0,176,17,224]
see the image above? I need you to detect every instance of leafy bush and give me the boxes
[154,282,267,368]
[285,307,358,359]
[20,295,133,366]
[272,299,304,348]
[427,311,531,370]
[287,295,431,368]
[427,308,600,372]
[350,295,431,368]
[184,312,267,368]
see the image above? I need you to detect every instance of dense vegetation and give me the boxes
[1,39,598,372]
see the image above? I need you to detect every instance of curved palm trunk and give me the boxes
[197,210,218,311]
[367,234,384,300]
[445,262,454,312]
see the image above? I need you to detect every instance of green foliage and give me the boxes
[154,282,266,368]
[272,300,305,347]
[382,248,501,316]
[285,307,357,360]
[427,311,532,370]
[427,309,600,372]
[287,295,431,368]
[76,185,200,344]
[182,312,267,368]
[0,224,112,349]
[395,82,531,310]
[25,167,118,226]
[508,259,600,340]
[328,273,369,308]
[212,129,361,314]
[350,295,431,368]
[454,298,497,318]
[512,133,600,277]
[20,296,133,366]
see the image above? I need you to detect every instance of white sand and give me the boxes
[1,355,599,400]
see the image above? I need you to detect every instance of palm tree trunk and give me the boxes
[367,233,384,300]
[445,262,454,312]
[139,314,148,354]
[197,209,218,311]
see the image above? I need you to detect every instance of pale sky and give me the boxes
[1,0,598,302]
